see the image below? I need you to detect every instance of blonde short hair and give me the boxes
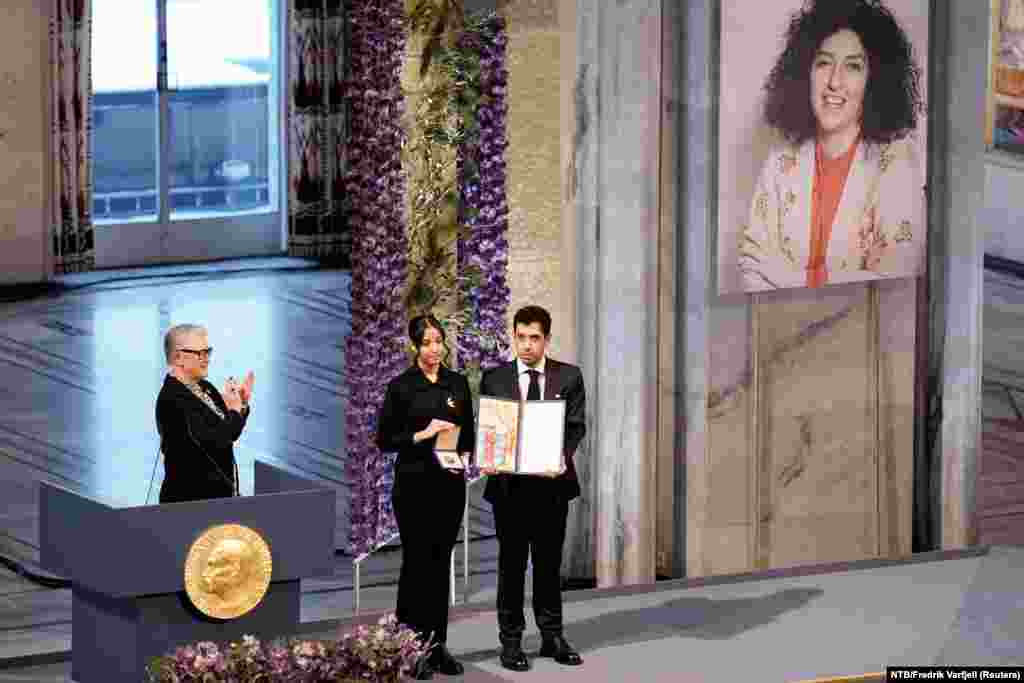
[164,324,207,363]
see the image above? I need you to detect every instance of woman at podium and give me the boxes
[376,314,476,679]
[156,324,253,504]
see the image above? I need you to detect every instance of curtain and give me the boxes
[50,0,94,274]
[287,0,348,263]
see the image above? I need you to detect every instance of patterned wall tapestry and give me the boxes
[50,0,94,274]
[288,0,349,262]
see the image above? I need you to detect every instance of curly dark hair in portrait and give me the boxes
[762,0,923,145]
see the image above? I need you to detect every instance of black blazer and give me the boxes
[376,364,476,475]
[156,375,249,503]
[479,357,586,503]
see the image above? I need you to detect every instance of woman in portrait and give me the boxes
[739,0,926,292]
[376,314,475,679]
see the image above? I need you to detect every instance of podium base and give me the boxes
[71,580,300,683]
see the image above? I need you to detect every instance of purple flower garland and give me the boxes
[457,15,511,374]
[343,0,409,558]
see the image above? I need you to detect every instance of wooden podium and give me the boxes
[39,461,335,683]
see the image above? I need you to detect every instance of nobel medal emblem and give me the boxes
[184,523,272,620]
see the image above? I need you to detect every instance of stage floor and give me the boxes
[0,259,1023,679]
[1,546,1021,682]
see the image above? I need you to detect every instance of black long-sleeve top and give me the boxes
[376,364,476,475]
[156,374,249,503]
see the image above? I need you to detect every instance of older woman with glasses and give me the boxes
[155,323,255,504]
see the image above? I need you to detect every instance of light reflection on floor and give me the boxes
[0,269,352,555]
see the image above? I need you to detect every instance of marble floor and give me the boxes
[3,546,1022,681]
[978,269,1024,546]
[0,257,500,663]
[0,260,1022,671]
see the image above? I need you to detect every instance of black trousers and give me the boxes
[492,479,569,644]
[392,467,466,646]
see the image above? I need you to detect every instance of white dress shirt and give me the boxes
[516,356,546,401]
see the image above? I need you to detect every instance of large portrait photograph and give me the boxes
[718,0,929,295]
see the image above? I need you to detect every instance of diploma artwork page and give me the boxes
[475,395,565,475]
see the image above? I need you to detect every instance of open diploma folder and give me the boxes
[475,395,566,475]
[434,426,465,469]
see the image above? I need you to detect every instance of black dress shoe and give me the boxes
[429,645,465,676]
[413,656,435,679]
[538,635,583,666]
[499,642,531,672]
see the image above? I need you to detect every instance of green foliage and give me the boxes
[403,0,503,385]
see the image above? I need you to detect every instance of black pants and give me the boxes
[392,467,466,646]
[492,479,569,644]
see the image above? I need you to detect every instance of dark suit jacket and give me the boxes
[155,375,249,503]
[480,357,586,503]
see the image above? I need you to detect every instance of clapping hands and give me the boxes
[222,371,255,414]
[238,371,255,403]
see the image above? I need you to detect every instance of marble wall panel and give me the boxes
[655,0,681,578]
[678,0,715,580]
[938,0,989,549]
[699,280,918,575]
[700,299,754,577]
[754,285,879,568]
[557,0,592,580]
[500,0,569,358]
[0,1,49,284]
[878,278,917,557]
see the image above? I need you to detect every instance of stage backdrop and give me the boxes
[717,0,929,295]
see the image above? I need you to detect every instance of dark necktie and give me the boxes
[527,369,541,401]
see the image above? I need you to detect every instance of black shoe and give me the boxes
[413,655,435,679]
[499,642,531,672]
[429,645,465,676]
[539,635,583,666]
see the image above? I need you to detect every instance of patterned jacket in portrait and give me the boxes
[739,137,925,292]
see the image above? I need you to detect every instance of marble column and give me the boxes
[935,0,989,549]
[675,0,714,579]
[571,0,663,587]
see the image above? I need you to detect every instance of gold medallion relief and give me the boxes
[184,523,272,620]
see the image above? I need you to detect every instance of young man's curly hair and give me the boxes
[762,0,924,145]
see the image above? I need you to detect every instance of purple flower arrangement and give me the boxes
[456,14,511,376]
[146,615,428,682]
[456,15,511,482]
[343,0,410,558]
[344,4,511,547]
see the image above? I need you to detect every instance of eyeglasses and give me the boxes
[178,347,213,359]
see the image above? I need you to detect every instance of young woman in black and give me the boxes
[376,315,475,679]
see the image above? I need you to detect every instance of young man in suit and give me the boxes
[479,305,586,671]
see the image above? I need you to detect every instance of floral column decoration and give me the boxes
[456,14,511,377]
[455,13,511,482]
[344,0,409,558]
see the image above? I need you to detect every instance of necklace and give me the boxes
[182,379,225,420]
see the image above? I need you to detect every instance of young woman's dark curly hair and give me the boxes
[762,0,923,145]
